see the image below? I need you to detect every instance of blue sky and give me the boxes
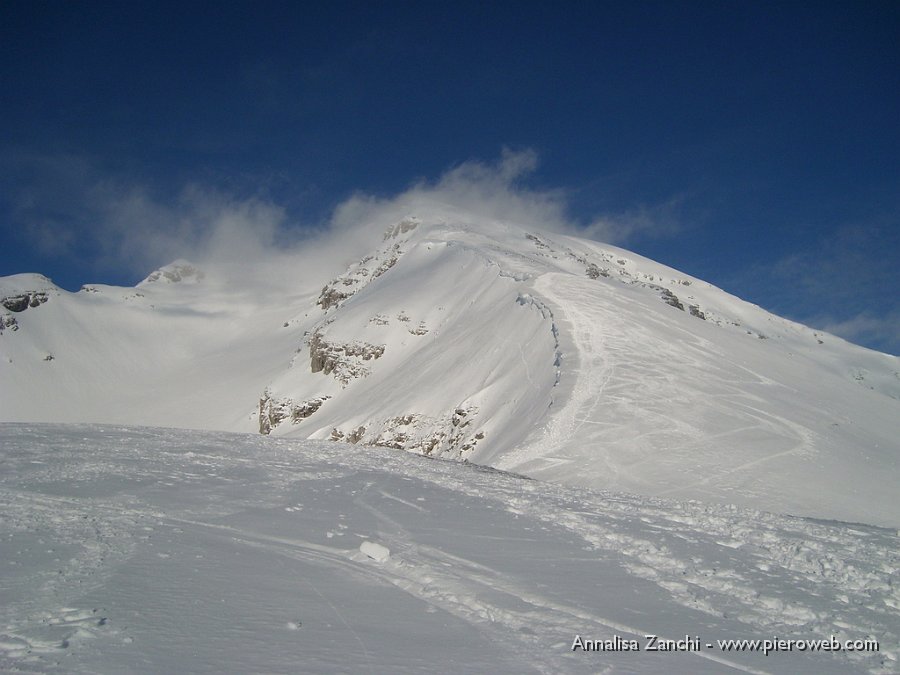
[1,1,898,354]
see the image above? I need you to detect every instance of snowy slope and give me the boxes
[1,217,899,526]
[1,425,896,674]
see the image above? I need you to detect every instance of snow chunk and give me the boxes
[360,540,391,562]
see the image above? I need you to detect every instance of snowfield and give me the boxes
[0,424,897,674]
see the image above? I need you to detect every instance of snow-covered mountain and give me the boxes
[2,217,899,525]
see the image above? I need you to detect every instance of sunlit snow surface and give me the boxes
[1,425,897,674]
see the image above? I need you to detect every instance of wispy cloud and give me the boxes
[738,215,900,354]
[811,310,900,355]
[579,198,685,243]
[331,148,682,244]
[775,224,895,305]
[89,182,288,269]
[2,151,297,283]
[331,148,566,234]
[3,148,682,288]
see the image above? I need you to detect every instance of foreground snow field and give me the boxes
[1,424,896,674]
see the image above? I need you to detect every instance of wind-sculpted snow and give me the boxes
[0,425,896,674]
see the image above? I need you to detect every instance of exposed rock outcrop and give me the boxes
[315,245,401,311]
[371,246,400,279]
[258,391,331,435]
[659,288,685,311]
[329,405,484,459]
[526,233,551,250]
[316,286,352,311]
[331,425,368,444]
[0,313,18,333]
[585,263,609,279]
[384,218,419,240]
[689,304,706,320]
[407,321,428,336]
[142,263,204,284]
[1,292,49,313]
[309,330,385,385]
[316,221,419,312]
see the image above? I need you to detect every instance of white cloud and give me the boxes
[736,216,900,355]
[329,148,681,245]
[580,199,685,243]
[330,148,566,235]
[90,182,287,269]
[813,311,900,356]
[5,149,681,288]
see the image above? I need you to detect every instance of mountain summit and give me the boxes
[2,218,898,525]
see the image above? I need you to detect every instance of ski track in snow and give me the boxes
[1,424,897,674]
[501,273,828,515]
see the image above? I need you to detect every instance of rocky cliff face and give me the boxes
[2,292,49,312]
[258,392,331,435]
[0,314,18,333]
[1,289,51,334]
[308,330,386,385]
[328,405,485,458]
[315,220,417,311]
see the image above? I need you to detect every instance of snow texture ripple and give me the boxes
[0,424,896,674]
